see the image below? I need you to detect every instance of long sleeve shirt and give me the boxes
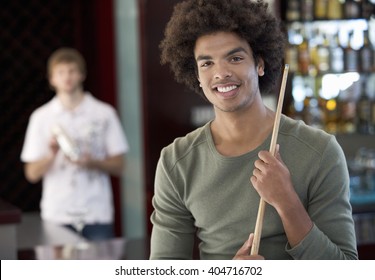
[150,115,358,260]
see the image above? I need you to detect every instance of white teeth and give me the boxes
[217,85,237,93]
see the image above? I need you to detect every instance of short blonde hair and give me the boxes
[47,47,86,78]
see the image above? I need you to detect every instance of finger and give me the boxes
[258,150,275,164]
[252,167,262,177]
[250,175,257,186]
[247,232,254,247]
[254,159,271,176]
[235,233,254,256]
[275,144,284,163]
[254,159,266,170]
[252,170,265,185]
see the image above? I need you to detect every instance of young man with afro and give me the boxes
[150,0,358,260]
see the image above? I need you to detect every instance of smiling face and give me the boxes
[194,31,264,114]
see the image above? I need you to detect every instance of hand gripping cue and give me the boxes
[250,64,289,255]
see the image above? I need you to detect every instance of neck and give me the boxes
[56,89,85,110]
[211,96,275,156]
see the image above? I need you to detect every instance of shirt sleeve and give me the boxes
[105,108,129,156]
[150,149,196,260]
[20,112,50,162]
[286,136,358,260]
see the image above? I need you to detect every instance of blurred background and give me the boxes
[0,0,375,260]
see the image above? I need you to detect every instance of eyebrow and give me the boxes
[196,47,248,62]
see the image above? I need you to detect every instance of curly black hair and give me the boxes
[160,0,286,97]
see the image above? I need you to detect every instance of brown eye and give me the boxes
[201,61,212,67]
[231,56,243,62]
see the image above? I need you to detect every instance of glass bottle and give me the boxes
[357,79,373,134]
[303,74,324,129]
[286,0,300,21]
[309,28,320,73]
[344,0,361,19]
[324,97,339,134]
[315,0,328,20]
[360,29,373,73]
[361,0,374,19]
[330,32,345,73]
[285,42,299,73]
[298,27,311,75]
[309,96,325,130]
[317,32,331,73]
[301,0,314,21]
[327,0,344,19]
[338,91,357,133]
[345,31,359,72]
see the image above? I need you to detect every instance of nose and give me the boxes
[214,63,232,80]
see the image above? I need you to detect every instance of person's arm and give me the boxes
[75,153,125,177]
[287,137,357,259]
[251,145,313,248]
[150,150,196,260]
[73,106,128,177]
[24,154,55,183]
[251,141,358,259]
[24,137,59,183]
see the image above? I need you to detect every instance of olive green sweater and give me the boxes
[150,115,358,260]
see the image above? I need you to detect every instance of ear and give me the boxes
[257,57,265,77]
[197,76,202,87]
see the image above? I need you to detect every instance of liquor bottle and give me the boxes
[315,0,328,19]
[327,0,343,19]
[303,75,324,129]
[344,0,361,19]
[306,96,324,130]
[330,32,345,73]
[360,29,373,73]
[303,94,324,129]
[290,75,307,120]
[286,0,300,21]
[338,92,357,133]
[298,27,310,75]
[317,33,330,73]
[309,28,320,73]
[357,80,373,134]
[285,42,299,73]
[301,0,314,21]
[344,31,359,72]
[361,0,374,19]
[324,97,339,134]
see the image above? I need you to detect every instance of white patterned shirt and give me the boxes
[21,93,129,224]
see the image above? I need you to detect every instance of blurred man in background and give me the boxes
[21,47,129,240]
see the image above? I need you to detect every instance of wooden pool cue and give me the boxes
[250,64,289,255]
